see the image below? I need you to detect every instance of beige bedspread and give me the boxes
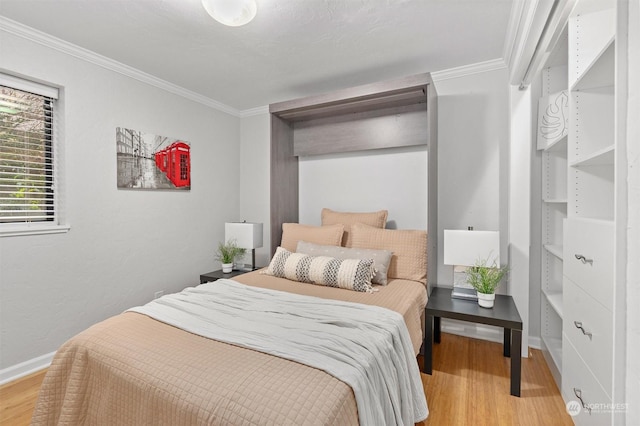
[32,272,427,425]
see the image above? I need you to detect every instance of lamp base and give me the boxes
[233,249,259,272]
[451,287,478,300]
[234,264,259,272]
[451,269,478,300]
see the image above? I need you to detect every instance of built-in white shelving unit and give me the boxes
[535,0,622,424]
[533,0,629,423]
[561,2,618,424]
[542,288,564,318]
[543,244,564,260]
[537,46,568,386]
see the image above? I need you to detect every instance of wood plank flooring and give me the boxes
[0,369,46,425]
[0,333,573,425]
[419,334,573,426]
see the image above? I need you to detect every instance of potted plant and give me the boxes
[215,239,246,273]
[466,259,508,308]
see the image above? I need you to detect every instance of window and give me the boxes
[0,74,67,236]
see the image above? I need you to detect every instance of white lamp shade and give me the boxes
[225,222,263,249]
[443,230,500,267]
[202,0,257,27]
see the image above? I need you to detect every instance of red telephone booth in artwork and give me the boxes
[166,141,190,188]
[155,149,168,173]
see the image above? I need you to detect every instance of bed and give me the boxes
[32,215,429,425]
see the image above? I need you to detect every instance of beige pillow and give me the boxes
[280,223,344,252]
[349,223,427,284]
[321,208,388,246]
[296,241,393,285]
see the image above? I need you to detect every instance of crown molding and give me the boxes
[505,0,572,87]
[239,105,269,118]
[431,58,507,83]
[0,16,242,117]
[503,0,528,73]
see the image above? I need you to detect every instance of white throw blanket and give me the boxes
[128,279,428,425]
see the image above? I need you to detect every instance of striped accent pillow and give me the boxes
[262,247,376,293]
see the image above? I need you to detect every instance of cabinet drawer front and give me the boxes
[562,337,612,425]
[563,219,614,310]
[563,278,613,392]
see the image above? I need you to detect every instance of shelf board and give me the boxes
[570,144,615,167]
[544,244,564,260]
[570,39,615,91]
[542,335,563,373]
[543,289,563,319]
[569,217,615,228]
[270,73,431,121]
[568,6,616,90]
[543,198,568,204]
[543,134,568,152]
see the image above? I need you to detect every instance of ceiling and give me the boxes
[0,0,514,112]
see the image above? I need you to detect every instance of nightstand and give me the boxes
[200,269,250,284]
[423,287,523,397]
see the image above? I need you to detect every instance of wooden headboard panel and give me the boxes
[269,72,438,291]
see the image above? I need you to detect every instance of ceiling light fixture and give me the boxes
[202,0,257,27]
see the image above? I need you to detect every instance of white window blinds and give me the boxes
[0,81,57,223]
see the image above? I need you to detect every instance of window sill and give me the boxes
[0,224,71,238]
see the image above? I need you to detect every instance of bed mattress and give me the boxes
[32,272,427,425]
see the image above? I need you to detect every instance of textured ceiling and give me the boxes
[0,0,513,111]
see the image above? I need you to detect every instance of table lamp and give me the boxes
[225,221,263,271]
[444,229,500,300]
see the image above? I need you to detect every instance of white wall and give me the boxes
[434,68,525,349]
[434,68,509,285]
[508,84,532,358]
[299,146,428,230]
[239,112,271,267]
[0,30,241,373]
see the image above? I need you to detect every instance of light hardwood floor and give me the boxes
[0,333,573,425]
[419,334,573,426]
[0,368,46,425]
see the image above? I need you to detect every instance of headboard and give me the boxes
[268,72,438,291]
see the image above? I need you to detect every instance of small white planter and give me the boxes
[221,263,233,273]
[477,292,495,308]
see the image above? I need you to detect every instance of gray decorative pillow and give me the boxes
[262,247,376,293]
[297,241,393,285]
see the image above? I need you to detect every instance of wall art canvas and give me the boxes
[116,127,191,190]
[536,90,569,150]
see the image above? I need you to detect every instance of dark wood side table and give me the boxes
[200,269,249,284]
[423,287,523,397]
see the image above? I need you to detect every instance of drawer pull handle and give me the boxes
[574,321,593,340]
[573,388,592,415]
[575,254,593,265]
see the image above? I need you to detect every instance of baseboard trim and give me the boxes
[440,318,532,357]
[441,318,503,343]
[0,351,54,385]
[528,335,542,350]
